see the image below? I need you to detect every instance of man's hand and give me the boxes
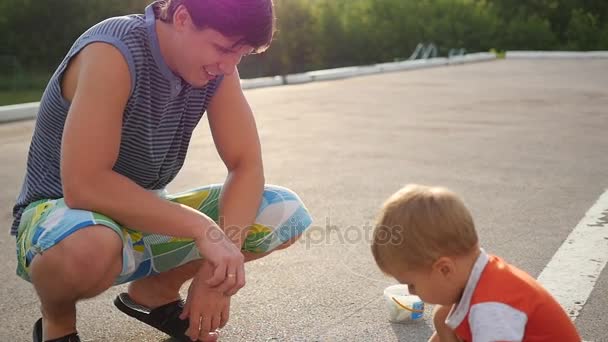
[180,261,232,341]
[194,223,246,295]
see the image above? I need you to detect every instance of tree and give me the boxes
[566,9,602,50]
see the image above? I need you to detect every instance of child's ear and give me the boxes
[432,257,455,278]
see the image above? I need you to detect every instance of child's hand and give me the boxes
[432,305,452,329]
[430,305,461,342]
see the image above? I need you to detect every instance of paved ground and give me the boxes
[1,59,607,341]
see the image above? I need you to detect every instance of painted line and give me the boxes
[537,189,608,321]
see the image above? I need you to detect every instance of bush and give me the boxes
[498,14,558,50]
[1,0,606,81]
[565,9,602,50]
[600,25,608,49]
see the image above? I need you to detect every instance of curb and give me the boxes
[241,52,497,89]
[505,51,608,59]
[0,102,40,123]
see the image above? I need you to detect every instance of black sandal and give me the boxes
[114,293,191,341]
[32,318,81,342]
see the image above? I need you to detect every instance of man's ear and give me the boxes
[173,5,192,32]
[432,257,455,278]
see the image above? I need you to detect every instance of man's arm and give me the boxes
[206,69,265,292]
[62,42,216,239]
[179,70,263,338]
[207,70,265,246]
[61,42,243,289]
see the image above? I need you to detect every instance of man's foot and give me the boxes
[114,293,219,341]
[114,293,195,341]
[126,276,182,310]
[33,318,80,342]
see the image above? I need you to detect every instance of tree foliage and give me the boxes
[1,0,606,79]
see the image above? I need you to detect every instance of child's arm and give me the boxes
[428,305,462,342]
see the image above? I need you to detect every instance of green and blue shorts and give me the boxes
[16,184,312,285]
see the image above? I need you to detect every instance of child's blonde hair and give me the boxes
[371,184,478,274]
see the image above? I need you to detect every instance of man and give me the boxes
[12,1,312,341]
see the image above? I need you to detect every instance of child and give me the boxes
[371,184,581,342]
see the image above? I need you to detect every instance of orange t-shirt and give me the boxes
[445,250,581,342]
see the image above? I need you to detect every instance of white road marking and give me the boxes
[537,189,608,321]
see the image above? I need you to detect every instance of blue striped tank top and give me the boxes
[11,2,222,235]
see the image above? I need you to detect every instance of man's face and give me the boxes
[173,7,254,87]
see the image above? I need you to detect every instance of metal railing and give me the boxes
[409,43,438,60]
[409,43,469,60]
[449,48,467,57]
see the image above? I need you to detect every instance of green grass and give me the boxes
[0,89,44,106]
[0,71,50,106]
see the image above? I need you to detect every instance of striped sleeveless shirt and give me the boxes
[10,2,222,235]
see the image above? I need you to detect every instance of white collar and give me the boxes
[445,249,490,329]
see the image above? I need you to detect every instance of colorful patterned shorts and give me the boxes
[16,184,312,285]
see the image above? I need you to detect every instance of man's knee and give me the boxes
[276,234,302,250]
[30,225,122,291]
[263,186,312,239]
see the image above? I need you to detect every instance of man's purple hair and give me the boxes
[156,0,275,53]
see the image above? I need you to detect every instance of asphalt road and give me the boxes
[1,58,607,341]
